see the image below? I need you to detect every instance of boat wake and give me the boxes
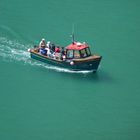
[0,37,31,63]
[41,65,94,74]
[0,37,93,74]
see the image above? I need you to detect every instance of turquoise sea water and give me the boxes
[0,0,140,140]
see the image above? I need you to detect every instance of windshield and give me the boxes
[80,49,87,58]
[74,50,80,58]
[66,50,73,58]
[86,47,91,56]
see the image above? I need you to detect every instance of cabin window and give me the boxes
[80,49,87,58]
[74,50,80,58]
[66,50,73,58]
[86,47,91,56]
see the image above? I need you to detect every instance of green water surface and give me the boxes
[0,0,140,140]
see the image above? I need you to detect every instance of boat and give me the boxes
[28,38,102,72]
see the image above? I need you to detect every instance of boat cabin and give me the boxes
[66,42,91,59]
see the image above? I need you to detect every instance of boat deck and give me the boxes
[30,49,62,62]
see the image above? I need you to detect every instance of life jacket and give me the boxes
[55,47,60,53]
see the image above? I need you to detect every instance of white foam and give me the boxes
[43,65,94,74]
[0,37,31,62]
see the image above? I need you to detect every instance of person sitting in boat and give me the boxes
[60,47,66,60]
[54,47,60,59]
[38,38,47,55]
[46,41,51,48]
[61,47,65,55]
[55,46,60,53]
[48,43,55,53]
[44,46,55,58]
[39,38,46,48]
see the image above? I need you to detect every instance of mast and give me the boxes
[72,34,75,44]
[72,24,75,44]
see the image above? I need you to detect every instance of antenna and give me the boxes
[72,23,75,44]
